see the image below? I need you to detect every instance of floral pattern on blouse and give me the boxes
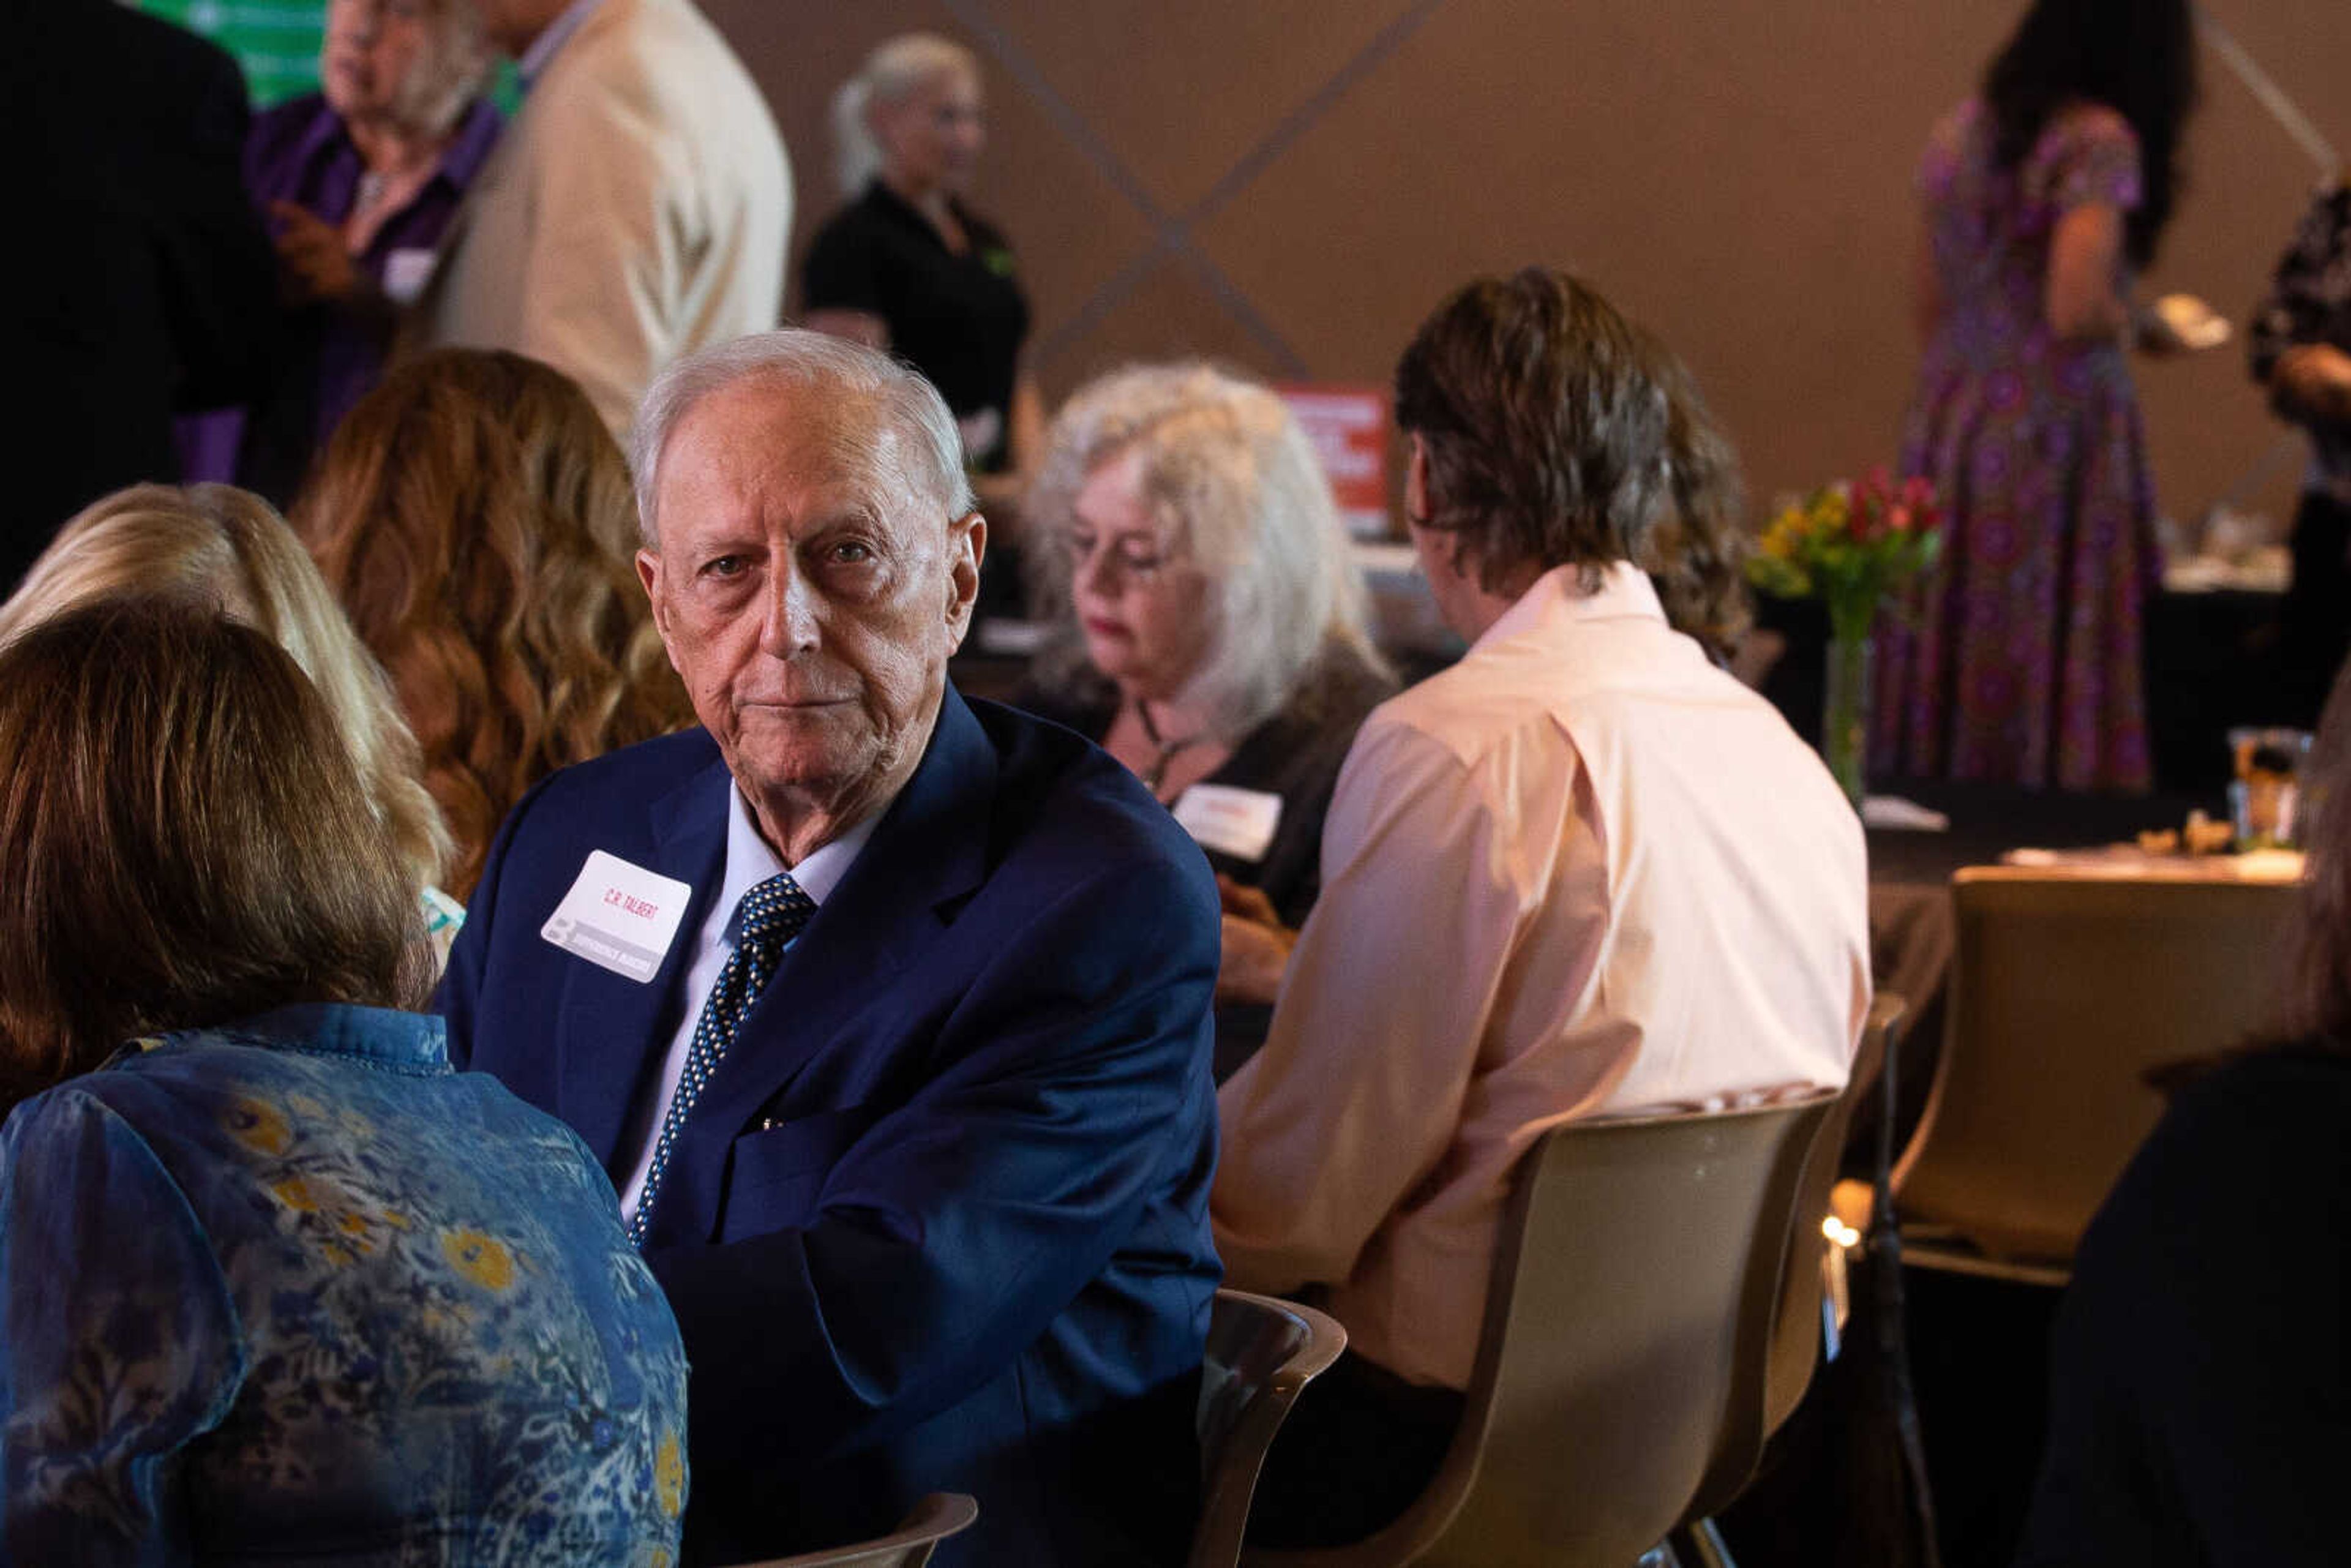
[0,1004,687,1566]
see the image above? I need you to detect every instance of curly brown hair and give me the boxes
[1638,326,1754,664]
[298,349,689,899]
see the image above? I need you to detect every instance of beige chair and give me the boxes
[721,1493,978,1568]
[1895,869,2295,1275]
[1760,992,1906,1441]
[1193,1288,1349,1568]
[1661,997,1909,1568]
[1245,1093,1835,1568]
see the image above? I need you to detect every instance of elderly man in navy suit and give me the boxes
[438,331,1221,1566]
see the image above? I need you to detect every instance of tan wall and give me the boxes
[707,0,2351,534]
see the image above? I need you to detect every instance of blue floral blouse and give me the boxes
[0,1005,688,1565]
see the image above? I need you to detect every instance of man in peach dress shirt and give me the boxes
[1213,267,1872,1547]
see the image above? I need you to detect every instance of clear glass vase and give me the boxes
[1823,623,1873,809]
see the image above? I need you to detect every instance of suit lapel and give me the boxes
[555,754,731,1174]
[655,691,997,1237]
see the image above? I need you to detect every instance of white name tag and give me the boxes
[381,247,438,306]
[1171,784,1284,863]
[540,851,693,983]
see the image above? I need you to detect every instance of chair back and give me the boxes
[1193,1289,1348,1568]
[1898,870,2293,1262]
[1755,992,1906,1445]
[1248,1094,1832,1568]
[721,1492,979,1568]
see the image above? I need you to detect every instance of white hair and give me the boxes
[830,32,981,197]
[628,331,977,549]
[1024,362,1389,739]
[378,0,493,138]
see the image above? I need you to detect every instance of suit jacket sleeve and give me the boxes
[501,60,690,434]
[644,852,1220,1465]
[152,29,277,412]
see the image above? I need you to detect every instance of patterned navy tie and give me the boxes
[627,871,817,1248]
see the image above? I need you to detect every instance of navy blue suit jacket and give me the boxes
[439,691,1223,1564]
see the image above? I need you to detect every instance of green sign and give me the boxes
[141,0,324,107]
[135,2,521,114]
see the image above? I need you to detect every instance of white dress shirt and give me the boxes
[617,786,878,1223]
[1213,561,1872,1390]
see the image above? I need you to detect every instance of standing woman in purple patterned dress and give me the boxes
[1875,0,2197,792]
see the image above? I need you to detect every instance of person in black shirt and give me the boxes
[2249,178,2351,728]
[2016,657,2351,1568]
[14,0,276,593]
[803,34,1038,513]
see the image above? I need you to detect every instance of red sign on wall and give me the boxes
[1279,385,1392,539]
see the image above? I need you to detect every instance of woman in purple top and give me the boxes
[1873,0,2197,792]
[181,0,500,505]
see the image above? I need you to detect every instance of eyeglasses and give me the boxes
[1059,528,1171,582]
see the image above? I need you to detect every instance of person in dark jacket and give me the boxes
[2017,657,2351,1568]
[13,0,276,591]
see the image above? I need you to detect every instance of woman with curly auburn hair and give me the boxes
[298,347,690,899]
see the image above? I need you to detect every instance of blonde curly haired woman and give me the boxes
[0,481,461,958]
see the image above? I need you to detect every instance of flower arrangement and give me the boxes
[1747,469,1944,642]
[1746,469,1944,805]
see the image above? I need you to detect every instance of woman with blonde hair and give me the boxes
[297,347,689,899]
[803,32,1040,511]
[1019,361,1394,1075]
[0,482,455,940]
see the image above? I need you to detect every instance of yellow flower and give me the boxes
[654,1431,684,1518]
[225,1098,293,1157]
[271,1177,320,1213]
[440,1228,516,1292]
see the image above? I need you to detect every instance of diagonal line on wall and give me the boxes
[944,0,1448,380]
[1180,0,1451,232]
[934,0,1302,370]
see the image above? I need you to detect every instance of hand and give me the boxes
[269,200,361,305]
[1215,876,1295,1007]
[2134,293,2231,359]
[2273,344,2351,424]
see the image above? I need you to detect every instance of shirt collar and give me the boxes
[436,97,504,189]
[716,783,883,941]
[518,0,606,84]
[1472,559,1665,652]
[162,1003,452,1072]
